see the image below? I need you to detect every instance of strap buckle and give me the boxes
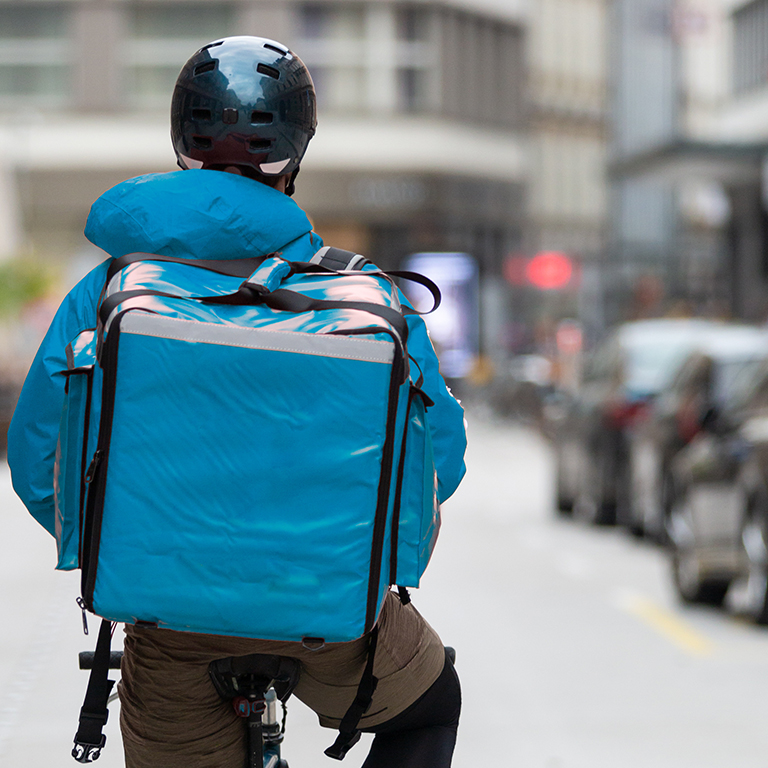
[324,729,361,761]
[72,734,107,763]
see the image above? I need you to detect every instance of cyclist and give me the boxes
[8,36,466,768]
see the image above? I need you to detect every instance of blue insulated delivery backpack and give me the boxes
[55,248,441,644]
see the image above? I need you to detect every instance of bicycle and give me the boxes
[78,649,300,768]
[78,645,457,767]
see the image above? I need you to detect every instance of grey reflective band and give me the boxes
[119,313,395,364]
[309,246,330,264]
[310,246,366,271]
[346,253,367,270]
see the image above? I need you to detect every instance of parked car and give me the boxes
[628,324,768,543]
[665,349,768,618]
[551,319,724,525]
[491,354,553,424]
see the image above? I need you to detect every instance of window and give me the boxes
[296,4,367,112]
[296,3,434,114]
[397,67,425,112]
[395,6,432,112]
[733,0,768,94]
[397,6,429,42]
[0,4,71,103]
[299,4,331,39]
[295,3,519,121]
[440,9,523,127]
[125,3,235,106]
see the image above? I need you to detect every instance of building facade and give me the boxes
[610,0,768,323]
[0,2,523,280]
[526,0,609,341]
[0,0,618,369]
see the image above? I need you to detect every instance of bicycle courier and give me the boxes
[52,172,446,645]
[10,169,467,762]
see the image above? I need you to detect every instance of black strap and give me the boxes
[99,288,187,325]
[106,252,440,315]
[386,270,441,314]
[72,619,115,763]
[107,252,276,282]
[288,264,441,317]
[100,251,443,354]
[300,264,441,315]
[325,626,379,761]
[100,286,411,345]
[248,288,409,344]
[408,355,425,390]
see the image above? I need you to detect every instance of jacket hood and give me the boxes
[85,170,315,261]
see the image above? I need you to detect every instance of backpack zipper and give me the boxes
[80,314,123,610]
[364,344,405,632]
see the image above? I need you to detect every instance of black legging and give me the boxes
[360,649,461,768]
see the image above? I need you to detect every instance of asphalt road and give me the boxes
[2,410,768,767]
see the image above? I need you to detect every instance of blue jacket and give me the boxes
[8,169,467,536]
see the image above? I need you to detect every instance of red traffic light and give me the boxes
[525,251,573,290]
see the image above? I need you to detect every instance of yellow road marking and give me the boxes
[622,595,715,657]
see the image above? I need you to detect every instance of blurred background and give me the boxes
[3,0,768,425]
[6,0,768,766]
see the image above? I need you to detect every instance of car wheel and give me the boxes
[555,458,574,516]
[668,490,730,607]
[671,549,731,606]
[576,447,616,526]
[740,504,768,624]
[554,443,576,516]
[624,461,646,538]
[614,450,633,531]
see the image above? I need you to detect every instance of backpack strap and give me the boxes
[107,252,276,282]
[324,625,379,761]
[309,248,441,316]
[72,619,115,763]
[311,246,371,271]
[323,580,414,761]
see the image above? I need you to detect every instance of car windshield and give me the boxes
[713,360,760,407]
[717,358,766,409]
[623,336,703,395]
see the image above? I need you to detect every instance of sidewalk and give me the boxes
[0,462,126,766]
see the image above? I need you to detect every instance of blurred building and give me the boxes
[525,0,609,344]
[610,0,768,324]
[0,1,525,296]
[527,0,608,260]
[0,0,618,368]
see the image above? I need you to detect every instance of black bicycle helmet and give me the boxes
[171,36,316,182]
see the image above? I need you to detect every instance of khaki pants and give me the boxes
[119,592,445,768]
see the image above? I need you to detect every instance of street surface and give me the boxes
[2,410,768,766]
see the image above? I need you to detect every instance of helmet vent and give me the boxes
[201,41,223,52]
[192,108,212,121]
[257,63,280,80]
[194,61,217,76]
[250,111,273,125]
[263,43,288,56]
[192,136,213,150]
[248,138,272,152]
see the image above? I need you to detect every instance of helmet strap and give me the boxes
[285,166,300,197]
